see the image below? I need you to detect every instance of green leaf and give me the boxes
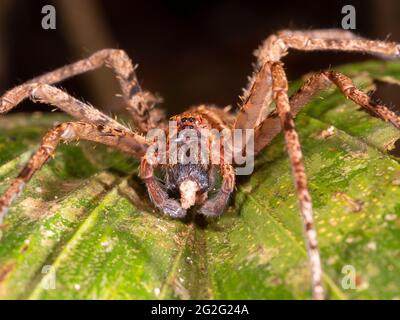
[1,61,400,300]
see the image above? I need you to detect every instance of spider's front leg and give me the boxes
[140,158,186,218]
[238,60,325,299]
[0,121,147,224]
[270,62,324,300]
[235,29,400,134]
[1,49,165,132]
[232,29,400,300]
[258,29,400,64]
[0,83,141,134]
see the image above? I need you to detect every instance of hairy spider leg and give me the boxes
[0,121,145,223]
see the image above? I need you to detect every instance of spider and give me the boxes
[1,29,400,300]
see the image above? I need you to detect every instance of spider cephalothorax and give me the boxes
[1,30,400,299]
[164,114,212,209]
[140,107,235,218]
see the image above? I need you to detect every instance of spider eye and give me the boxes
[181,117,195,123]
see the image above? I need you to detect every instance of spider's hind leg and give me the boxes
[322,71,400,128]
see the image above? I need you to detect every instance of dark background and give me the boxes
[1,0,400,116]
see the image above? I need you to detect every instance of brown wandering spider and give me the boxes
[1,29,400,300]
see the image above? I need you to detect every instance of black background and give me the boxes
[1,0,400,116]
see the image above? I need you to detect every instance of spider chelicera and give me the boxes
[1,29,400,300]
